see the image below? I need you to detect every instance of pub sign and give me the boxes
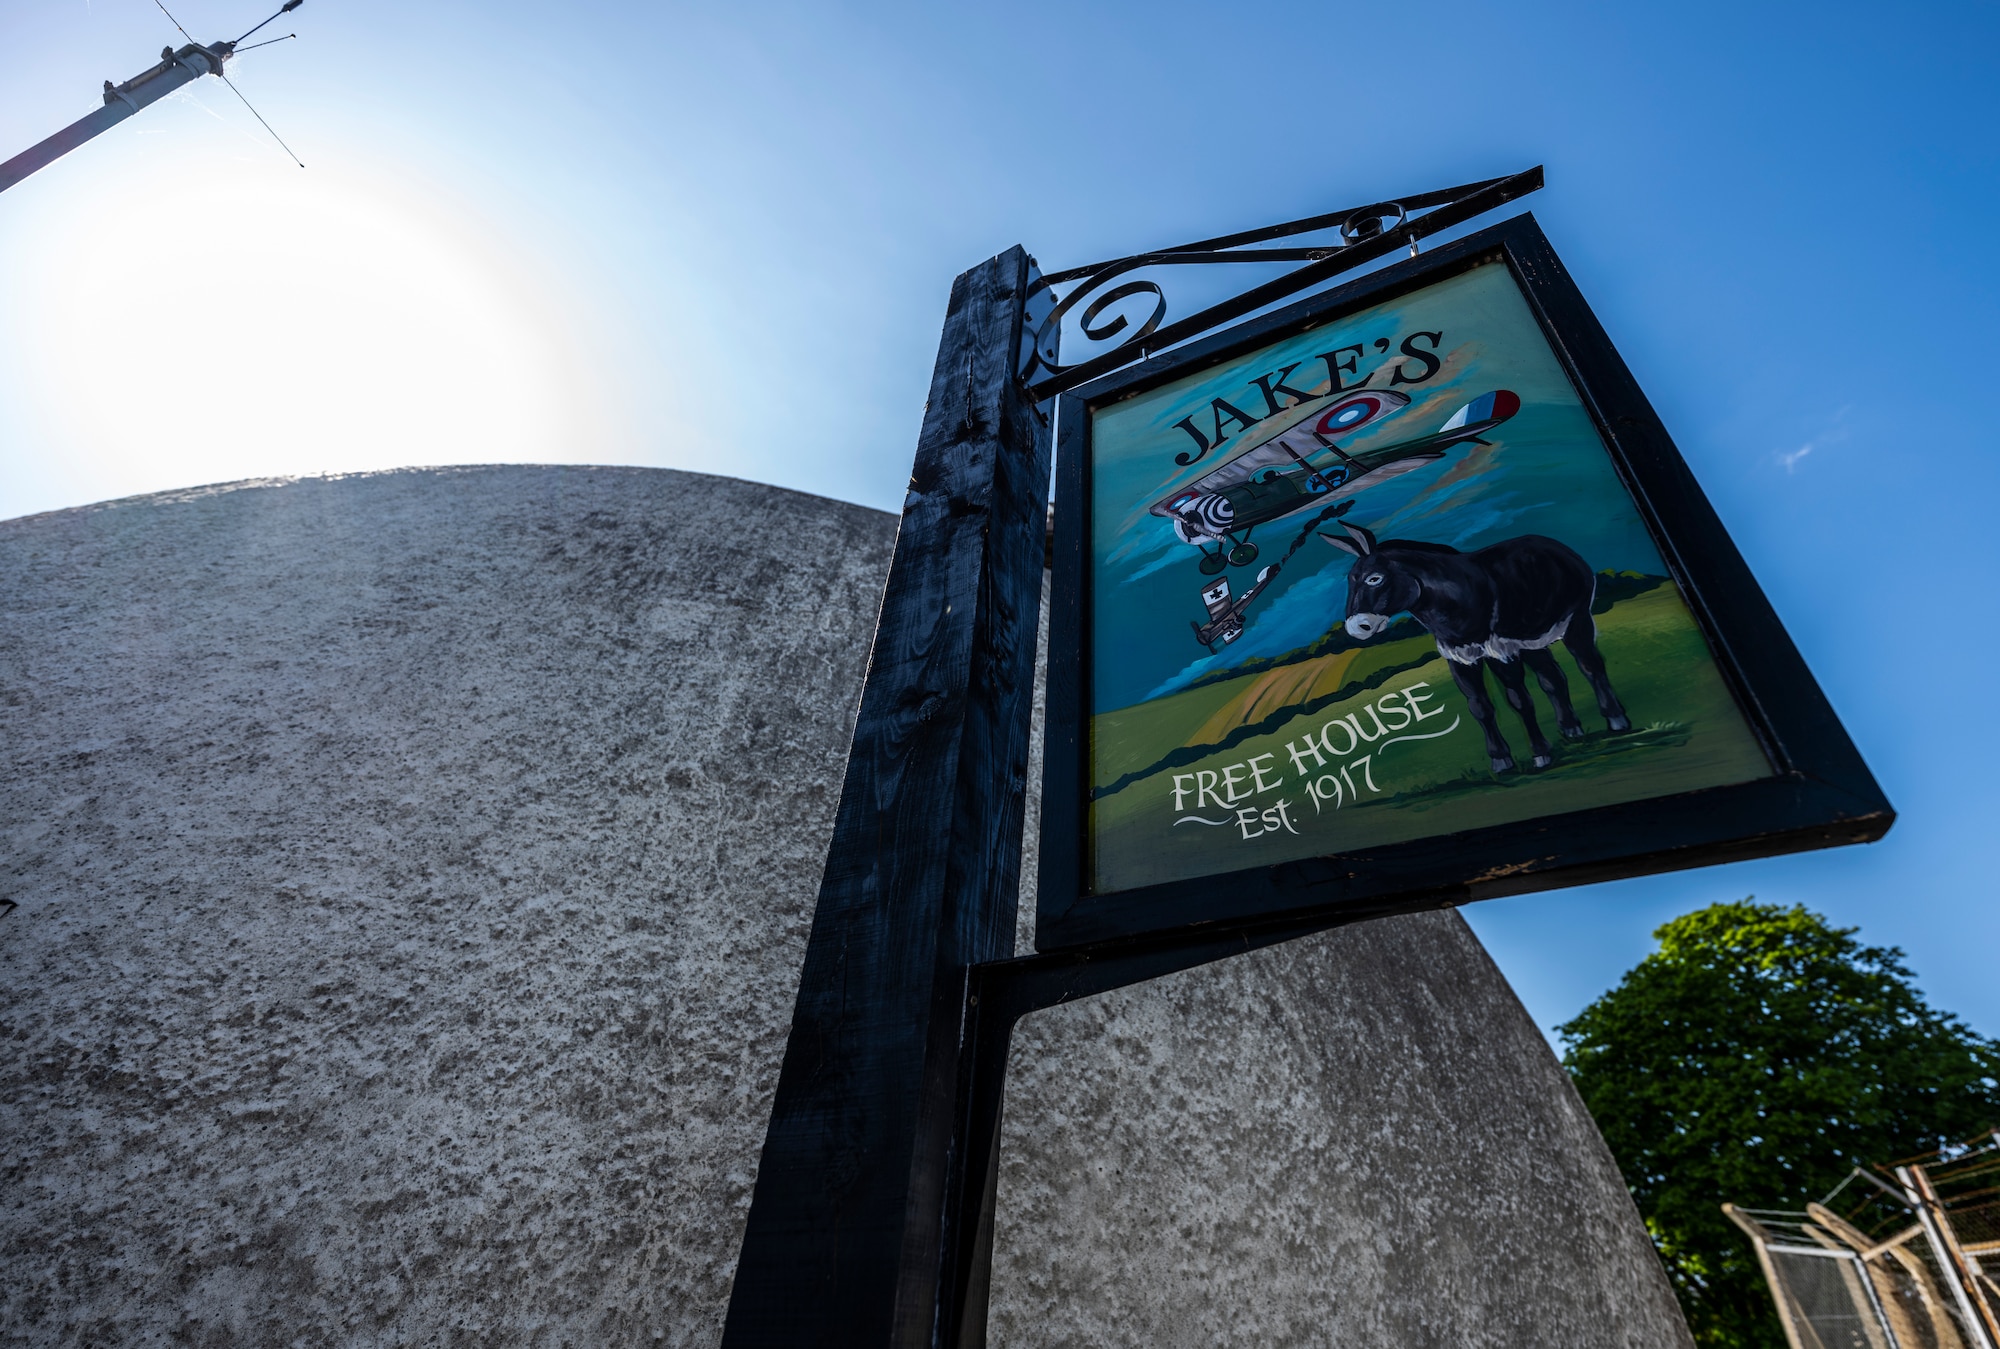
[1037,215,1891,950]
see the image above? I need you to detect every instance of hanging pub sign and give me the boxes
[1036,213,1893,951]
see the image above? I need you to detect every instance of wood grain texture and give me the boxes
[720,247,1050,1348]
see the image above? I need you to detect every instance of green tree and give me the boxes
[1558,900,2000,1348]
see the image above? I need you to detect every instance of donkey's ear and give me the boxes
[1318,531,1361,556]
[1342,522,1378,555]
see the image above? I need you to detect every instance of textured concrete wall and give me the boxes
[0,466,1688,1346]
[0,468,895,1346]
[986,913,1690,1347]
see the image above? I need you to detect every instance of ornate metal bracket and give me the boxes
[1020,166,1544,400]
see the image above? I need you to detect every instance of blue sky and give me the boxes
[3,0,1995,1045]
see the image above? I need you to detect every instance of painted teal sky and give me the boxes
[3,0,1995,1049]
[1090,262,1669,712]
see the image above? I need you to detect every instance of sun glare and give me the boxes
[1,140,610,518]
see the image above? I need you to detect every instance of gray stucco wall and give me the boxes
[0,468,894,1346]
[987,914,1688,1347]
[0,466,1688,1346]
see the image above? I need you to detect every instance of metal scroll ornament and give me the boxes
[1019,168,1544,401]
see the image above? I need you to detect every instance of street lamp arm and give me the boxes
[0,40,235,195]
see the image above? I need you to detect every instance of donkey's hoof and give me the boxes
[1491,756,1516,774]
[1608,715,1631,732]
[1533,753,1554,769]
[1561,724,1585,740]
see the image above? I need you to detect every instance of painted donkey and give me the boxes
[1321,521,1630,774]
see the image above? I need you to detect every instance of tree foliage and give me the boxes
[1558,900,2000,1348]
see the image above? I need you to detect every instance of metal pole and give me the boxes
[1,40,234,194]
[1899,1165,1999,1349]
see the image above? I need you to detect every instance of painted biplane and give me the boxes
[1192,567,1277,650]
[1151,387,1521,577]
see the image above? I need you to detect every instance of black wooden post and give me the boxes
[720,247,1050,1348]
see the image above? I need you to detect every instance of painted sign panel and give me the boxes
[1040,218,1889,950]
[1084,258,1772,894]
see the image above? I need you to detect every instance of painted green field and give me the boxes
[1087,584,1772,894]
[1089,639,1433,792]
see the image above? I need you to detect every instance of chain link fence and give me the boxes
[1726,1130,2000,1349]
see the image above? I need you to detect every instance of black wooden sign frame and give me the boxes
[723,196,1894,1349]
[1037,213,1893,953]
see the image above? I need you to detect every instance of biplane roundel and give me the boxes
[1148,386,1523,591]
[1314,389,1409,438]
